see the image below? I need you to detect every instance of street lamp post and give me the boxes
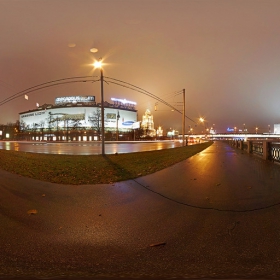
[116,110,120,141]
[94,59,105,155]
[100,67,105,155]
[182,89,185,146]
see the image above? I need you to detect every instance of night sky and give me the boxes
[1,0,280,133]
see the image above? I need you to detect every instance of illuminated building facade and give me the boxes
[141,109,156,137]
[156,126,163,137]
[19,96,137,141]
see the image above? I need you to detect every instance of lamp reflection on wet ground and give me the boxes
[0,141,190,155]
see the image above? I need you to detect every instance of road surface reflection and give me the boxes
[0,141,186,155]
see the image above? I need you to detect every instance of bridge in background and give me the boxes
[186,133,280,140]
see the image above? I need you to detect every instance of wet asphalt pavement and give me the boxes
[1,141,280,279]
[0,140,185,155]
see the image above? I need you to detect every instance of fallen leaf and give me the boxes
[150,242,166,247]
[27,209,38,215]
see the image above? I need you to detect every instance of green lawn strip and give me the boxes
[0,142,213,185]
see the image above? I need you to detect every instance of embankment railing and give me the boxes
[229,139,280,163]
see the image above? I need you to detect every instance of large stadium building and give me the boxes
[19,95,138,141]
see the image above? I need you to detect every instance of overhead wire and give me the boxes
[0,76,98,106]
[0,79,99,106]
[0,75,196,123]
[104,77,195,122]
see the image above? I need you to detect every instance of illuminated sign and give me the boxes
[122,121,135,126]
[55,96,95,105]
[21,111,46,118]
[111,98,136,105]
[227,128,235,132]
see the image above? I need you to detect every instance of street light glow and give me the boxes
[93,59,103,69]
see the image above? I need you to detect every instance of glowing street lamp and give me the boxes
[255,127,258,134]
[93,58,105,155]
[199,117,206,134]
[93,59,102,69]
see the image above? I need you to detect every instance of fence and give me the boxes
[229,139,280,163]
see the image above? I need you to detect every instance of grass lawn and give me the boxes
[0,142,213,185]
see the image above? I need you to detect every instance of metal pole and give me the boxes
[116,111,120,141]
[100,68,105,155]
[182,88,185,146]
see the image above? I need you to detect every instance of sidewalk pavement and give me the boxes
[1,141,280,279]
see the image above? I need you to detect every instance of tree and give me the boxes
[70,119,82,130]
[88,108,107,140]
[47,112,54,133]
[19,120,26,131]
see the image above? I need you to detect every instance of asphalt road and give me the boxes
[1,141,280,279]
[0,140,185,155]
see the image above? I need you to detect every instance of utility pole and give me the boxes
[100,67,105,155]
[116,110,120,141]
[182,88,185,146]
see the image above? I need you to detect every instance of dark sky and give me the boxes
[1,0,280,133]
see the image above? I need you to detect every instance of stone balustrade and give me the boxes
[229,139,280,163]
